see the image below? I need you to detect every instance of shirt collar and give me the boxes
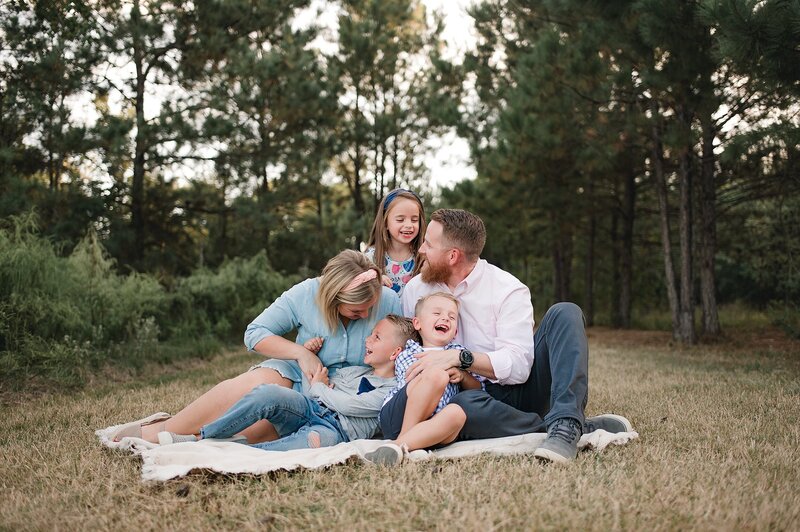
[454,259,485,294]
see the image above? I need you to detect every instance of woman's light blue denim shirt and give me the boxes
[244,278,401,386]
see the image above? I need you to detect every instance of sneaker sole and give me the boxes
[157,432,194,445]
[206,436,248,444]
[364,447,402,466]
[158,432,248,445]
[593,414,633,433]
[109,412,171,442]
[533,447,572,464]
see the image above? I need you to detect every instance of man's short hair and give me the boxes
[430,209,486,261]
[414,291,460,317]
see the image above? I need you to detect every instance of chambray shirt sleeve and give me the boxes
[243,279,313,351]
[485,283,535,385]
[308,382,388,417]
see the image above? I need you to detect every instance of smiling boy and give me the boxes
[372,292,483,461]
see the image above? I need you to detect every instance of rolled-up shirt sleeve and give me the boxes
[243,281,307,351]
[484,284,535,385]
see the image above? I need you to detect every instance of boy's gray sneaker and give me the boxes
[158,431,197,445]
[364,443,404,466]
[583,414,633,434]
[533,418,582,464]
[158,431,247,445]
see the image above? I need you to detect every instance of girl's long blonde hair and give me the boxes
[316,249,384,332]
[366,189,426,276]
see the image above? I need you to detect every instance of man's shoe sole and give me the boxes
[586,414,633,434]
[533,447,572,464]
[364,445,403,466]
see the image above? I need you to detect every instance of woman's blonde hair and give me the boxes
[316,249,384,332]
[366,189,426,276]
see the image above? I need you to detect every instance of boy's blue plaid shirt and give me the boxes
[382,339,486,415]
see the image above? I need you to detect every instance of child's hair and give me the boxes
[316,250,383,332]
[430,209,486,262]
[414,291,460,317]
[382,314,421,345]
[366,188,426,276]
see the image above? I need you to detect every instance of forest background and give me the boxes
[1,0,798,388]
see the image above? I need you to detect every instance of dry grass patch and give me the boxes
[2,330,799,531]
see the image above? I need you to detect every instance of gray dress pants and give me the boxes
[449,302,589,440]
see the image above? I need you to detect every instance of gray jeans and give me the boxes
[450,302,589,440]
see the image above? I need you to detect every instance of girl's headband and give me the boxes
[383,189,421,211]
[343,269,378,292]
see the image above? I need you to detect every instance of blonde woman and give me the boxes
[110,250,400,444]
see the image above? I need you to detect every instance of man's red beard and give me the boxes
[420,257,451,284]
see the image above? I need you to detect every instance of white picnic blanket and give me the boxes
[96,413,639,482]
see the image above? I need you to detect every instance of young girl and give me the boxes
[364,188,426,295]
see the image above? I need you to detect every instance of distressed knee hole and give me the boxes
[308,431,321,448]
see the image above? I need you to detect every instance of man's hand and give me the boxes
[310,366,332,388]
[405,349,460,382]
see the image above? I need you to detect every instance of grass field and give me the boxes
[2,327,799,531]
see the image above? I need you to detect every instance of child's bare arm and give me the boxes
[303,337,324,354]
[460,372,482,390]
[446,368,482,390]
[310,366,331,388]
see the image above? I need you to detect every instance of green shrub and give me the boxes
[767,302,800,340]
[171,251,298,341]
[0,214,297,387]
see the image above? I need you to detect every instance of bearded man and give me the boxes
[400,209,631,462]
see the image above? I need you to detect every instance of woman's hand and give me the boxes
[303,336,324,354]
[381,274,393,288]
[298,351,323,381]
[310,366,332,388]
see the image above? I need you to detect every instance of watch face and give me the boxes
[460,349,473,368]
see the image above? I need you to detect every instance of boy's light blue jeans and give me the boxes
[201,383,348,451]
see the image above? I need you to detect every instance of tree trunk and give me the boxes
[650,101,681,339]
[352,154,365,246]
[257,114,272,260]
[620,166,636,328]
[610,205,621,328]
[677,106,696,345]
[131,0,147,264]
[698,115,721,337]
[352,85,366,245]
[390,134,399,190]
[218,169,228,260]
[46,105,56,191]
[584,181,596,326]
[551,211,572,302]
